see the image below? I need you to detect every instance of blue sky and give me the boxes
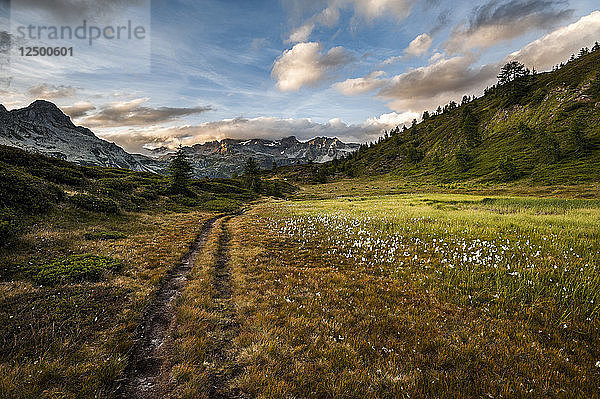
[2,0,600,153]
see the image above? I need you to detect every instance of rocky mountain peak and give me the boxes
[0,100,164,174]
[16,100,75,128]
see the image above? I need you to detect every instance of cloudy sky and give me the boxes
[1,0,599,153]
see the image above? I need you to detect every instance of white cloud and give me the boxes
[335,10,600,117]
[0,89,27,108]
[429,52,444,62]
[378,55,497,111]
[404,33,433,56]
[287,24,316,44]
[285,0,415,43]
[272,42,354,91]
[351,0,415,22]
[28,84,77,99]
[505,11,600,70]
[286,6,341,43]
[383,32,433,65]
[364,111,420,128]
[337,54,496,112]
[445,0,573,53]
[78,98,213,127]
[333,70,386,95]
[62,102,96,118]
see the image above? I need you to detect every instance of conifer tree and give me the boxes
[168,147,193,194]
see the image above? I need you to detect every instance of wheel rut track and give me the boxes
[207,216,245,399]
[115,215,221,399]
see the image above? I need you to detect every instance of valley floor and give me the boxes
[205,191,600,398]
[2,182,600,397]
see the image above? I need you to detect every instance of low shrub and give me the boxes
[171,194,203,208]
[138,185,161,200]
[0,208,19,245]
[34,166,86,186]
[70,194,119,214]
[496,156,521,182]
[94,177,138,194]
[27,254,122,285]
[454,147,473,172]
[0,164,65,213]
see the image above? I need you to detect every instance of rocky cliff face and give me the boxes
[0,100,164,173]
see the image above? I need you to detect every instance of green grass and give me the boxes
[0,144,294,246]
[0,208,215,398]
[0,144,293,398]
[70,194,120,214]
[27,255,122,285]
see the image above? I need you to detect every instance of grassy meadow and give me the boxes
[0,145,271,397]
[0,205,214,398]
[2,142,600,397]
[209,185,600,397]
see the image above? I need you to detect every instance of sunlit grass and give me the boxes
[0,206,211,398]
[227,193,600,397]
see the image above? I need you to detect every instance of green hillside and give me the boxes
[311,45,600,185]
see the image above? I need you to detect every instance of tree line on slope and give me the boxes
[304,42,600,184]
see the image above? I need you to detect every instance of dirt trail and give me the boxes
[115,216,221,399]
[206,217,245,399]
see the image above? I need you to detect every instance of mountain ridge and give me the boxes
[156,135,359,177]
[0,100,359,178]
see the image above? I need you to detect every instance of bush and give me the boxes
[94,177,138,193]
[261,179,296,198]
[401,143,424,164]
[84,231,128,240]
[568,118,592,154]
[538,133,561,163]
[138,185,161,200]
[27,254,122,285]
[170,194,203,208]
[529,88,547,104]
[70,194,119,214]
[0,145,86,186]
[430,151,442,169]
[315,167,328,183]
[585,72,600,100]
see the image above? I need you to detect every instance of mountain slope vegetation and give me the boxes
[0,144,292,247]
[315,45,600,185]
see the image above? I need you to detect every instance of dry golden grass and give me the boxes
[4,181,599,398]
[0,205,212,398]
[169,217,224,399]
